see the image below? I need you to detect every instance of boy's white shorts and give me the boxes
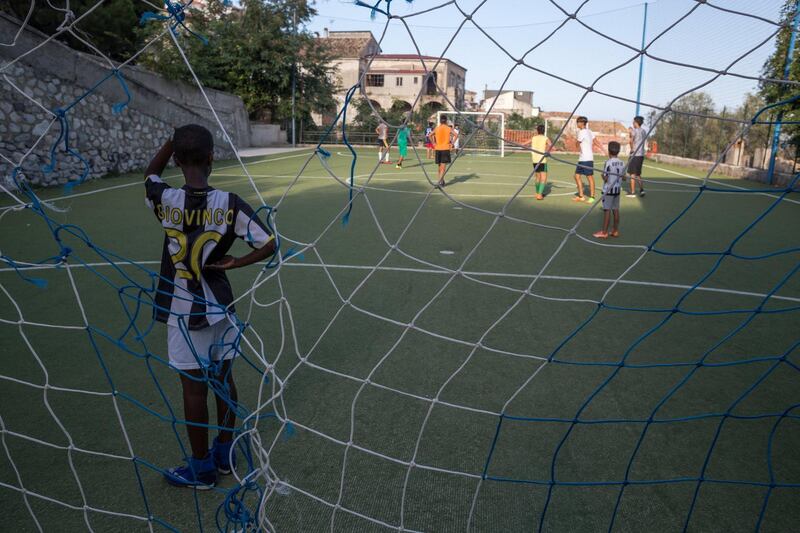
[167,319,240,370]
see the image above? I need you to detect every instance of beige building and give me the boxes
[481,90,539,118]
[317,31,466,124]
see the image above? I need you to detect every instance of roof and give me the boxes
[320,31,380,58]
[373,54,467,72]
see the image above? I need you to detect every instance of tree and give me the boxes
[505,112,543,131]
[7,0,148,61]
[139,0,338,122]
[760,0,800,147]
[649,92,716,160]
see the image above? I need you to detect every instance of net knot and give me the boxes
[56,10,76,32]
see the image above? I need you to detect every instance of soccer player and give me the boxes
[594,141,625,239]
[425,121,435,159]
[431,114,453,188]
[530,124,552,200]
[376,120,390,163]
[396,123,411,169]
[573,116,596,203]
[144,124,276,489]
[627,115,647,197]
[453,124,461,154]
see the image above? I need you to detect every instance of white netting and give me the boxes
[1,0,800,532]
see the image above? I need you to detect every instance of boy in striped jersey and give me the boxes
[144,124,276,489]
[594,141,625,239]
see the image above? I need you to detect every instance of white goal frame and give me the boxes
[435,110,505,157]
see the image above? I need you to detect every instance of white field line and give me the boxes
[0,150,315,209]
[644,163,800,206]
[2,260,798,304]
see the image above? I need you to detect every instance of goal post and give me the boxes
[435,110,505,157]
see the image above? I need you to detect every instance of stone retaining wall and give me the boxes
[0,13,250,187]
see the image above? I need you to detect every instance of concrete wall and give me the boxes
[250,123,284,146]
[0,13,250,187]
[652,153,794,187]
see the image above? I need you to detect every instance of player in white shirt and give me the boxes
[573,116,596,203]
[376,121,390,163]
[594,141,626,239]
[627,115,647,197]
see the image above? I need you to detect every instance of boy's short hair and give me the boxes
[440,115,448,124]
[633,116,644,126]
[608,141,621,156]
[536,124,545,134]
[428,121,434,126]
[576,116,588,125]
[174,124,213,166]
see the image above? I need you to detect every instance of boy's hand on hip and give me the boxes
[205,256,238,271]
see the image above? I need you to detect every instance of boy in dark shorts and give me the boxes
[574,116,596,203]
[144,124,276,489]
[530,124,552,200]
[594,141,626,239]
[627,115,647,197]
[431,115,453,188]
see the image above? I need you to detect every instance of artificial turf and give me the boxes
[1,148,798,532]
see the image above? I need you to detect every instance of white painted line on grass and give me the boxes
[3,260,798,304]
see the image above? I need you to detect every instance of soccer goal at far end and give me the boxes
[436,110,506,157]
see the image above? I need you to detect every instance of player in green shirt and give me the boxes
[395,124,411,169]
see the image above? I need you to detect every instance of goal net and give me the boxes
[436,111,505,157]
[1,0,800,532]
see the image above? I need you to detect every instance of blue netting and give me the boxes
[2,0,800,531]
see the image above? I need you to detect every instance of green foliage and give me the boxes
[7,0,148,61]
[350,97,439,139]
[648,92,772,165]
[760,0,800,146]
[138,0,338,121]
[505,112,543,131]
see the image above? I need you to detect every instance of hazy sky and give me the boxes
[306,0,787,121]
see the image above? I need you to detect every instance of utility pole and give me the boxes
[635,2,648,117]
[767,0,800,184]
[291,4,297,147]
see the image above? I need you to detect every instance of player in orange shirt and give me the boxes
[431,115,453,188]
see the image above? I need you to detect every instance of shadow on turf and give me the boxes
[446,172,479,186]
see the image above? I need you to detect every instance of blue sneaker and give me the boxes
[164,455,217,490]
[211,437,237,475]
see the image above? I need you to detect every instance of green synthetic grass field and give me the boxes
[1,149,799,532]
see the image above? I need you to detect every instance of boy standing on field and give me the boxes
[376,120,390,163]
[530,124,553,200]
[594,141,625,239]
[144,124,276,489]
[425,121,435,159]
[396,123,411,169]
[573,116,596,203]
[431,115,453,188]
[627,115,647,197]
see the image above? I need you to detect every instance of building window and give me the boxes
[396,77,403,87]
[426,72,437,96]
[413,77,418,84]
[366,74,384,87]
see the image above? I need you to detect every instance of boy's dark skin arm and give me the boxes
[145,139,174,178]
[205,239,276,271]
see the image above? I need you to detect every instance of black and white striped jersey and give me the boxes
[145,174,273,330]
[602,158,625,196]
